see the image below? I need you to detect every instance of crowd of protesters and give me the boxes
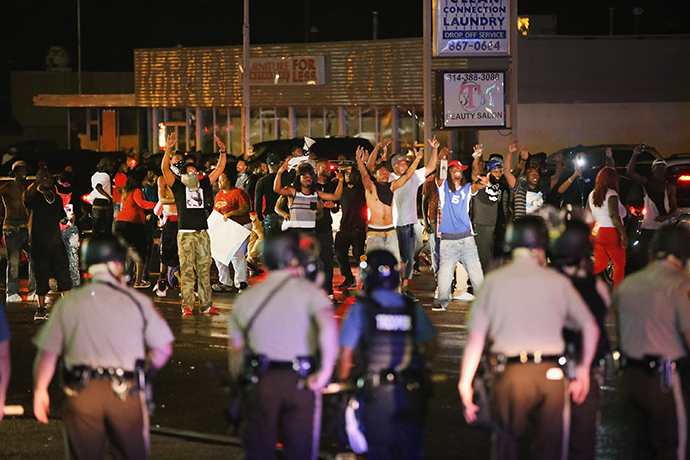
[0,134,685,459]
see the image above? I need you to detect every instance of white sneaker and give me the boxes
[26,292,38,302]
[154,285,167,297]
[6,293,22,303]
[454,292,475,301]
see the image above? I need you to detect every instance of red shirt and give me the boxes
[112,172,126,204]
[214,188,251,225]
[116,188,156,225]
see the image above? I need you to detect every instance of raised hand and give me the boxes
[472,144,484,159]
[214,135,226,152]
[429,136,440,150]
[166,132,178,151]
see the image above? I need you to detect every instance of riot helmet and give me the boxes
[504,215,550,253]
[359,250,400,291]
[549,219,592,266]
[650,224,690,264]
[261,232,320,280]
[80,235,128,271]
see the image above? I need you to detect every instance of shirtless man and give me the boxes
[356,145,423,262]
[0,161,36,303]
[154,151,183,297]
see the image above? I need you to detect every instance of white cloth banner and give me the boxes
[207,210,251,266]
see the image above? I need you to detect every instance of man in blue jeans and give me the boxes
[390,137,438,300]
[0,161,36,302]
[432,159,488,312]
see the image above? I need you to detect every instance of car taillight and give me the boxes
[82,193,91,204]
[678,175,690,183]
[628,205,645,218]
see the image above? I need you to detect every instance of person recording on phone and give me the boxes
[556,149,614,210]
[626,143,676,268]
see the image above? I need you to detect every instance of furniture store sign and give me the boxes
[436,0,510,56]
[248,56,326,85]
[443,72,505,128]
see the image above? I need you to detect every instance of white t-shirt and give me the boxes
[391,168,426,227]
[88,171,112,203]
[588,189,626,228]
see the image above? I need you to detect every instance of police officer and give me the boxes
[458,216,599,460]
[550,218,611,460]
[228,231,338,460]
[339,249,438,460]
[32,235,174,460]
[614,224,690,459]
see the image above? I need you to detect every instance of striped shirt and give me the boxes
[284,191,318,229]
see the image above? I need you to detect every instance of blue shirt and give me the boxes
[339,289,437,350]
[437,181,474,238]
[0,305,11,343]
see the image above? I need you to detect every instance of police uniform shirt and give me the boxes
[339,289,437,360]
[229,270,334,361]
[468,252,594,356]
[33,272,175,371]
[614,259,690,360]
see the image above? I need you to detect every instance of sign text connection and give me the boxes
[436,0,510,56]
[443,72,505,128]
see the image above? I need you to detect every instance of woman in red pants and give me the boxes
[587,166,628,287]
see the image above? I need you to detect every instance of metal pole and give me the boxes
[242,0,250,155]
[373,11,379,40]
[509,0,518,154]
[77,0,82,94]
[422,0,433,161]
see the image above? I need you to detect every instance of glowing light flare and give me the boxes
[158,123,166,149]
[81,193,91,204]
[678,175,690,183]
[127,158,138,169]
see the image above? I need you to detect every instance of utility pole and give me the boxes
[242,0,250,155]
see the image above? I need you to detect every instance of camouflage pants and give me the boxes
[177,231,212,310]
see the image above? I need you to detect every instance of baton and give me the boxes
[4,405,24,416]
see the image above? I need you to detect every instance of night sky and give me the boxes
[2,0,688,73]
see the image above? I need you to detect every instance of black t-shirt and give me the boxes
[24,188,65,244]
[315,179,338,233]
[472,176,510,227]
[171,176,212,231]
[339,182,368,232]
[254,173,283,221]
[556,170,596,208]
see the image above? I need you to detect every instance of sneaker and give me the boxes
[237,282,248,293]
[419,252,432,266]
[154,285,167,297]
[327,294,336,302]
[337,279,357,289]
[412,269,423,276]
[34,308,49,320]
[402,289,418,302]
[6,293,22,303]
[431,304,447,312]
[181,307,194,316]
[212,283,232,292]
[27,292,38,302]
[454,292,475,301]
[134,281,151,289]
[201,306,220,315]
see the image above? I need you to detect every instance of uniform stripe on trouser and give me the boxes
[673,373,687,460]
[311,390,322,460]
[561,379,571,460]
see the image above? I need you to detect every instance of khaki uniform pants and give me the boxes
[63,380,149,460]
[177,231,212,310]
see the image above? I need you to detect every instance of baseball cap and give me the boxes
[390,153,409,166]
[652,158,667,167]
[447,160,468,171]
[266,153,280,165]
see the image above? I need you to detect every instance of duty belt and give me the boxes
[363,368,426,388]
[623,355,686,391]
[505,354,561,365]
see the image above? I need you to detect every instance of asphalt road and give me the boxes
[0,265,634,459]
